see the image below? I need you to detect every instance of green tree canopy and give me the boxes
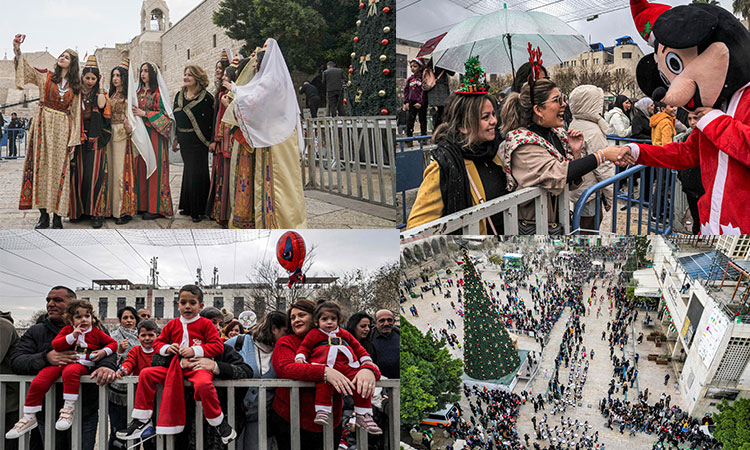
[400,319,463,424]
[714,398,750,450]
[213,0,357,72]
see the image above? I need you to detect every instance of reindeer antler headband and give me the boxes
[527,42,543,104]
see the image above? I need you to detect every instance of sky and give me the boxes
[0,230,399,321]
[0,0,204,60]
[396,0,738,67]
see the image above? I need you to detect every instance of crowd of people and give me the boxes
[11,35,307,230]
[0,113,28,158]
[403,50,707,235]
[0,285,399,450]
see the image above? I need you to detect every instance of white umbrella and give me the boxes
[432,6,590,76]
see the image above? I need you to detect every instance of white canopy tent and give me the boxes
[634,268,662,298]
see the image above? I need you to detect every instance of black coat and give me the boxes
[322,67,346,94]
[631,109,651,140]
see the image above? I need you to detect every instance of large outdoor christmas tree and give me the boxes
[462,249,520,380]
[350,0,396,116]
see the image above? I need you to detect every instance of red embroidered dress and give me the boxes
[16,53,83,216]
[206,90,233,225]
[134,87,174,216]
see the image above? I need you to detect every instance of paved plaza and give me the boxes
[403,247,683,450]
[0,158,395,229]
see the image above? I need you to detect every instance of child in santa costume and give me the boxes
[5,300,117,438]
[613,0,750,234]
[116,285,236,445]
[114,320,158,379]
[294,301,382,434]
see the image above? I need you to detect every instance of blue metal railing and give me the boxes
[1,127,27,159]
[396,134,433,228]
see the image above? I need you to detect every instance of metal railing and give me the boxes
[571,164,677,235]
[0,375,399,450]
[303,116,396,207]
[400,185,570,237]
[1,127,27,159]
[396,135,433,228]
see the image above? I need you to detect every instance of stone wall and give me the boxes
[160,0,243,96]
[0,51,57,118]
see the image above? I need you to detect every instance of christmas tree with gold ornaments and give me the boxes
[462,249,520,379]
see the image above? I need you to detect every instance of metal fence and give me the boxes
[303,116,396,207]
[0,375,400,450]
[0,128,27,159]
[400,185,570,237]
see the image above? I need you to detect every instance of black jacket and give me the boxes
[152,344,253,450]
[631,109,652,140]
[322,67,346,94]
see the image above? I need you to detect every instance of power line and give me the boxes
[0,247,89,284]
[36,231,118,280]
[87,230,146,283]
[18,233,94,284]
[191,229,203,272]
[0,269,53,288]
[115,230,174,287]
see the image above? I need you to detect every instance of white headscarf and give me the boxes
[234,38,303,152]
[128,63,156,178]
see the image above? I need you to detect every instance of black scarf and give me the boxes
[528,123,565,158]
[431,132,499,225]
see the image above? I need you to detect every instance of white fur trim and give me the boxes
[626,143,640,161]
[708,151,728,235]
[192,345,204,358]
[354,407,373,415]
[360,356,372,363]
[24,405,42,413]
[315,405,333,413]
[158,346,169,356]
[103,347,113,356]
[142,347,154,354]
[295,353,307,362]
[65,333,76,345]
[156,425,184,435]
[131,408,153,420]
[696,110,724,132]
[62,393,78,401]
[205,412,224,427]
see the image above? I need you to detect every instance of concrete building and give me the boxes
[716,236,750,260]
[551,36,645,99]
[78,276,338,329]
[0,51,57,118]
[642,236,750,418]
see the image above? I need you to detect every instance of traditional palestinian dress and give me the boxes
[107,91,137,218]
[173,89,214,219]
[233,38,308,229]
[134,87,174,217]
[230,128,256,228]
[69,90,112,219]
[16,53,83,216]
[206,90,233,225]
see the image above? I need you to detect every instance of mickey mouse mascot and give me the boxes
[614,0,750,234]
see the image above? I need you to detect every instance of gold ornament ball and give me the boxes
[356,20,362,27]
[379,54,387,62]
[383,26,391,33]
[378,90,386,97]
[351,52,356,59]
[347,80,352,87]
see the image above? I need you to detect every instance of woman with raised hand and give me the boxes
[14,35,83,229]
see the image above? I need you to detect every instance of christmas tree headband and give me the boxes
[527,43,543,104]
[455,56,489,95]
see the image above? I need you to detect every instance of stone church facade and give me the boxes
[1,0,243,118]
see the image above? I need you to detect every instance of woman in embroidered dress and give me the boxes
[173,65,214,222]
[233,38,308,228]
[69,55,111,228]
[133,62,174,220]
[13,36,83,229]
[206,55,236,227]
[107,59,138,225]
[500,78,621,232]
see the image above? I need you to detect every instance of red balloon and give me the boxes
[383,6,391,13]
[381,39,389,46]
[276,231,307,286]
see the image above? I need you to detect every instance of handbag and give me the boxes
[518,195,564,235]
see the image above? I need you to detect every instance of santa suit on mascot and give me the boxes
[621,0,750,234]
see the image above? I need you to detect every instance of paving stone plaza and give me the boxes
[401,238,704,450]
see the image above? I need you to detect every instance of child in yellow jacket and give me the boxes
[649,102,677,145]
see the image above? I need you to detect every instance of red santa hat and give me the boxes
[631,0,672,47]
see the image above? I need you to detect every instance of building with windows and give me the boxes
[716,236,750,260]
[643,236,750,417]
[78,277,338,328]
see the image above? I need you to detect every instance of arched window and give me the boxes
[150,9,165,31]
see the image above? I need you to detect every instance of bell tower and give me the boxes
[140,0,171,32]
